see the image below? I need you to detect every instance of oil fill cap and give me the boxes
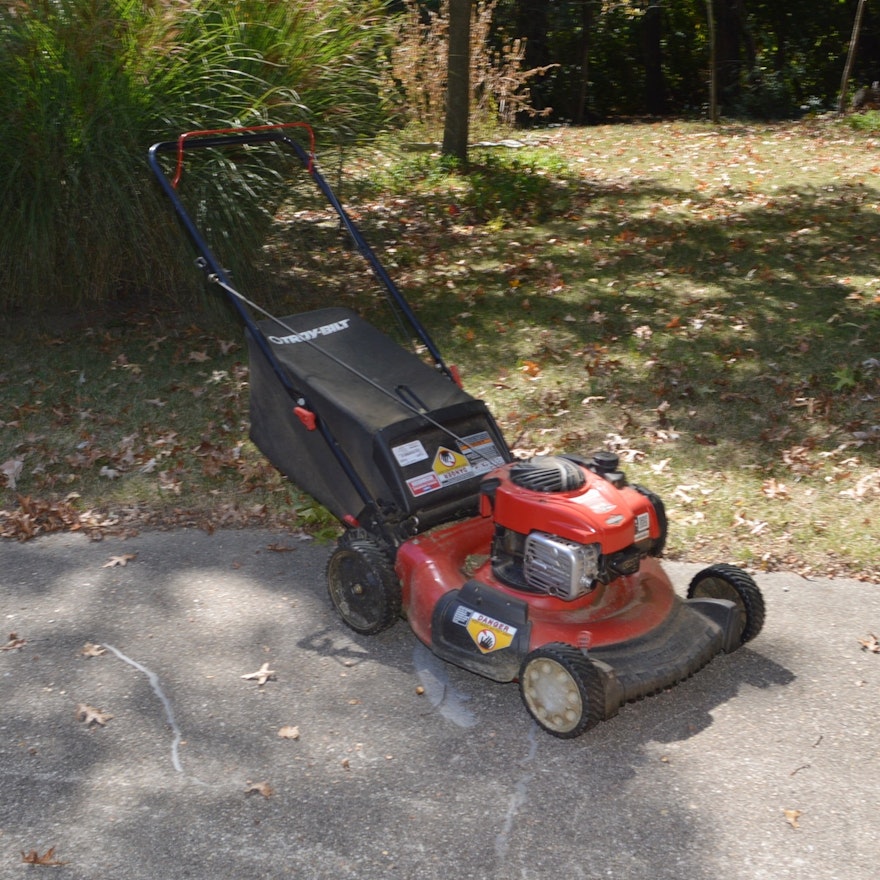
[591,451,620,473]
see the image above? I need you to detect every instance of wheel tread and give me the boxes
[687,563,765,645]
[326,539,401,635]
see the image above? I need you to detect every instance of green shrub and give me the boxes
[846,109,880,133]
[732,67,802,120]
[0,0,390,312]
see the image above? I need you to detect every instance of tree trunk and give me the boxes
[442,0,471,164]
[712,0,748,107]
[644,0,665,115]
[575,0,593,124]
[707,0,718,122]
[838,0,868,114]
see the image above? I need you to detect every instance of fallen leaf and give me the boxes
[277,725,300,740]
[245,781,274,798]
[241,662,276,686]
[76,703,112,726]
[858,633,880,653]
[189,350,210,363]
[784,808,802,829]
[1,458,24,490]
[98,466,120,479]
[157,471,182,494]
[21,847,65,866]
[762,478,789,499]
[102,553,137,568]
[266,543,296,553]
[80,642,106,658]
[1,632,26,651]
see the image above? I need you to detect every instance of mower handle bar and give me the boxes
[167,122,316,189]
[148,123,454,383]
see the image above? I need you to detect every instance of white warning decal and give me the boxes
[458,431,505,475]
[393,439,429,467]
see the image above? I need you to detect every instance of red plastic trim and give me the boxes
[293,406,317,431]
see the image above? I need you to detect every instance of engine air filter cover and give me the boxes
[509,456,586,494]
[523,531,600,600]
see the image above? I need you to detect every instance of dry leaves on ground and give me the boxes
[0,495,109,540]
[245,781,274,798]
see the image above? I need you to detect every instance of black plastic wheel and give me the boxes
[687,563,765,646]
[326,540,401,635]
[518,644,607,738]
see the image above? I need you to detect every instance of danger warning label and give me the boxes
[405,431,505,498]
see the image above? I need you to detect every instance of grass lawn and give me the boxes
[2,118,879,580]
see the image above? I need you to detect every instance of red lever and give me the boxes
[294,406,317,431]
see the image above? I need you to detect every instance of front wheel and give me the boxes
[687,563,765,647]
[519,644,607,738]
[326,540,401,635]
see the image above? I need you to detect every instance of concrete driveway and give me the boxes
[1,528,877,879]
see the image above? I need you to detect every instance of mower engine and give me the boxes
[479,452,667,601]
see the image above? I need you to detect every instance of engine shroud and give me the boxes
[480,455,665,600]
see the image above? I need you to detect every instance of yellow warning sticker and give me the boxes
[466,612,516,654]
[433,446,470,475]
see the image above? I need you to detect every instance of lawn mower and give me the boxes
[149,124,765,738]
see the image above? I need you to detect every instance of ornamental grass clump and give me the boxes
[0,0,389,311]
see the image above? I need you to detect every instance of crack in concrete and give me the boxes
[102,643,184,774]
[495,724,539,861]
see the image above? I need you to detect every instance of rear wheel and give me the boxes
[326,540,401,635]
[519,644,606,738]
[687,563,765,646]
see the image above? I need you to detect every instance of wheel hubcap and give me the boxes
[523,658,582,733]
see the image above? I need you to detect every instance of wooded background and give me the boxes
[463,0,878,121]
